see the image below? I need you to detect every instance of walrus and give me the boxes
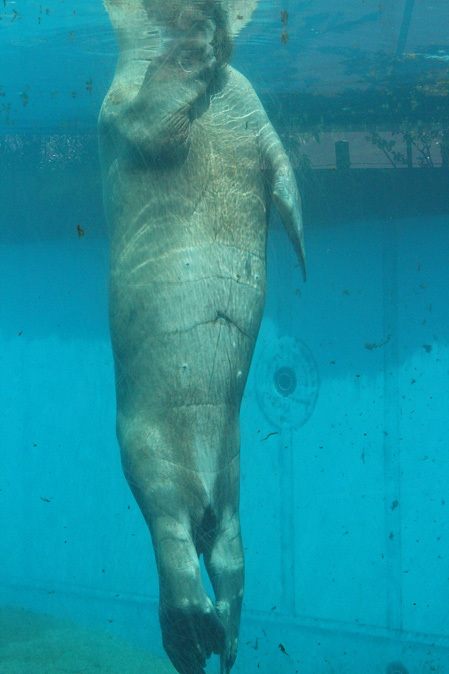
[98,1,305,672]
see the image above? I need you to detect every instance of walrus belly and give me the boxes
[107,99,269,420]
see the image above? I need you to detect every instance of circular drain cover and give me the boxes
[255,337,319,429]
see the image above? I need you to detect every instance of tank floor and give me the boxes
[0,605,175,673]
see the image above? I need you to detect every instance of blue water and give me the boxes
[1,2,449,673]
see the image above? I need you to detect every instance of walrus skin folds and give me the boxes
[98,1,306,672]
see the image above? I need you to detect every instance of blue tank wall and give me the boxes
[2,2,449,672]
[1,167,448,672]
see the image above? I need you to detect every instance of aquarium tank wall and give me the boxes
[1,1,448,673]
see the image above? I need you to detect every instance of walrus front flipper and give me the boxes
[259,121,306,280]
[272,164,306,281]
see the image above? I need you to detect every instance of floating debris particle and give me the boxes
[261,431,278,442]
[20,88,29,107]
[365,334,391,350]
[278,643,289,656]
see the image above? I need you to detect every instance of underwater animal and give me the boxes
[98,1,305,672]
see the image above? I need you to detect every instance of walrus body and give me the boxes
[99,2,305,672]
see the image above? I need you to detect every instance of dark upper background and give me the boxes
[1,0,448,132]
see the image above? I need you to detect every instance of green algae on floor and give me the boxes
[0,606,176,674]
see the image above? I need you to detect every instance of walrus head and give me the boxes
[103,0,260,61]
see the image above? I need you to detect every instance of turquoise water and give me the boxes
[1,2,449,673]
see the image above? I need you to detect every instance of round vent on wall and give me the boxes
[255,336,319,429]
